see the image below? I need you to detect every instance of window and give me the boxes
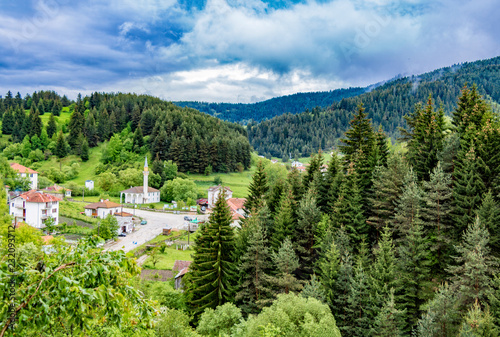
[52,208,57,213]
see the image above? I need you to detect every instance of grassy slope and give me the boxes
[39,107,71,126]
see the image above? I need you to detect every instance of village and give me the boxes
[6,157,249,289]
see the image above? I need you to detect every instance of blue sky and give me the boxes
[0,0,499,103]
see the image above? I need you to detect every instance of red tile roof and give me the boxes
[18,190,61,203]
[41,235,54,244]
[84,200,122,209]
[10,163,38,174]
[207,185,232,193]
[114,211,134,217]
[173,260,192,272]
[175,267,190,279]
[232,212,244,220]
[227,198,246,212]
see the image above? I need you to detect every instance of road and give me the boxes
[105,208,208,253]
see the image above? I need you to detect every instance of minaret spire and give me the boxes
[143,156,149,203]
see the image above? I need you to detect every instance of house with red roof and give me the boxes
[173,260,193,290]
[207,185,232,207]
[84,199,122,219]
[10,162,38,190]
[9,190,61,228]
[227,197,247,225]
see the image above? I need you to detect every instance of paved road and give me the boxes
[106,208,208,253]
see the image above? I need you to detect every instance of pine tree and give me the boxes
[244,160,269,214]
[84,111,98,147]
[235,216,273,314]
[372,288,406,337]
[417,283,460,337]
[458,301,499,336]
[21,135,32,158]
[152,129,168,161]
[320,153,342,214]
[269,238,303,295]
[423,162,453,274]
[54,131,68,158]
[46,113,57,139]
[271,186,296,251]
[132,124,145,153]
[447,217,498,311]
[186,187,237,317]
[1,108,14,135]
[373,125,389,167]
[96,108,110,141]
[131,104,141,131]
[294,188,322,279]
[477,191,500,258]
[287,167,304,204]
[39,128,49,151]
[401,95,446,181]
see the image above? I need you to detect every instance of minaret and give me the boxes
[143,156,149,204]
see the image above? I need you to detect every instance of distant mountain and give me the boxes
[173,87,366,124]
[248,56,500,159]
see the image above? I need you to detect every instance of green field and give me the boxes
[142,245,194,270]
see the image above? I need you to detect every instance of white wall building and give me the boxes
[120,157,160,204]
[207,185,233,207]
[9,191,61,228]
[84,200,122,219]
[10,163,38,190]
[85,180,94,190]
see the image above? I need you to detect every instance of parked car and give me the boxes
[118,232,127,237]
[140,220,147,225]
[184,216,192,221]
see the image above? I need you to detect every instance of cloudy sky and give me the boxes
[0,0,499,103]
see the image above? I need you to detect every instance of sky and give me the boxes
[0,0,499,103]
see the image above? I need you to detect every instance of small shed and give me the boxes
[163,226,172,235]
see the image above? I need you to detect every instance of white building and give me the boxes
[84,200,122,218]
[207,185,233,207]
[114,212,135,233]
[10,163,38,190]
[85,180,94,190]
[291,161,304,168]
[9,190,61,228]
[119,157,160,204]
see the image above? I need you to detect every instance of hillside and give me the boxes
[249,56,500,158]
[174,87,365,124]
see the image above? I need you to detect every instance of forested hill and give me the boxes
[174,87,366,124]
[0,91,252,174]
[249,56,500,159]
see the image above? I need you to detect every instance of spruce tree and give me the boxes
[318,239,340,307]
[235,215,273,314]
[294,188,322,279]
[401,95,446,181]
[458,301,499,336]
[270,238,303,295]
[369,226,398,316]
[96,108,110,141]
[131,104,141,131]
[372,288,406,337]
[373,125,389,167]
[452,144,485,241]
[31,108,44,137]
[346,254,373,337]
[332,164,369,247]
[186,187,237,317]
[302,150,323,191]
[271,186,296,251]
[80,139,89,162]
[320,153,342,214]
[46,113,57,139]
[392,168,424,241]
[397,222,433,332]
[54,131,68,158]
[301,274,326,303]
[339,104,376,204]
[447,217,498,311]
[453,84,489,136]
[67,103,85,150]
[287,167,304,204]
[367,152,408,238]
[244,160,269,214]
[84,111,98,147]
[132,124,145,153]
[422,162,453,274]
[477,191,500,258]
[1,108,14,135]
